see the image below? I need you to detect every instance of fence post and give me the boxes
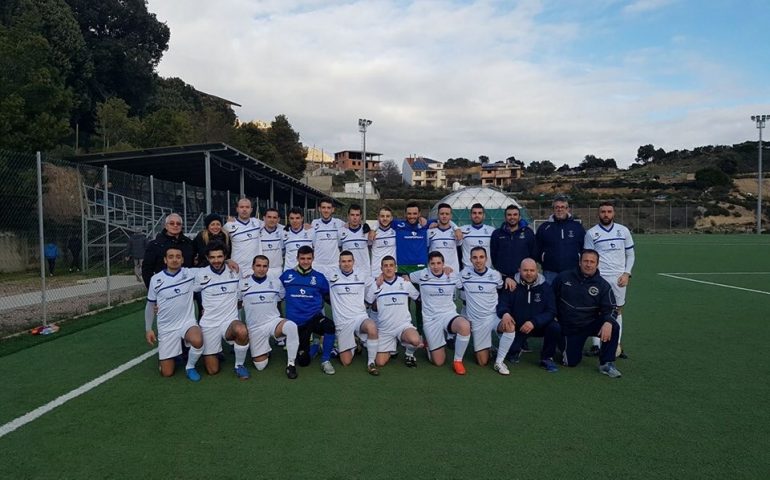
[37,152,47,326]
[653,200,656,234]
[150,175,155,231]
[182,181,187,232]
[669,201,673,232]
[104,165,111,308]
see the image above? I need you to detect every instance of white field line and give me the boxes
[658,273,770,296]
[662,272,770,275]
[0,348,157,439]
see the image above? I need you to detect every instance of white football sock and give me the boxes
[616,314,624,344]
[234,343,249,367]
[283,321,299,365]
[453,334,471,361]
[366,338,379,365]
[496,332,515,364]
[186,346,203,370]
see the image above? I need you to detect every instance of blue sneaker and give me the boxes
[540,358,559,373]
[234,365,250,380]
[185,367,201,382]
[599,362,622,378]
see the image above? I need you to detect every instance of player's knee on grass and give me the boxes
[253,358,268,371]
[159,360,175,377]
[375,352,390,367]
[430,347,446,366]
[339,350,354,366]
[476,350,490,366]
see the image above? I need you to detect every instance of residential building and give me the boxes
[334,150,382,172]
[480,161,523,188]
[402,156,448,188]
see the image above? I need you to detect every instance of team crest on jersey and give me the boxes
[462,272,472,279]
[588,286,599,296]
[533,293,541,302]
[329,274,339,283]
[354,274,359,281]
[568,230,574,238]
[519,232,525,239]
[310,276,317,285]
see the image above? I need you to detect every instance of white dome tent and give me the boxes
[429,187,531,227]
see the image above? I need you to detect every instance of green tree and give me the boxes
[444,157,476,169]
[141,108,194,147]
[636,144,655,164]
[478,155,489,164]
[695,167,732,189]
[526,160,556,175]
[94,97,141,151]
[268,115,307,178]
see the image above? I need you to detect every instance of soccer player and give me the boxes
[338,204,371,278]
[283,207,313,271]
[428,203,463,274]
[496,258,560,373]
[409,252,471,375]
[460,203,495,270]
[535,195,586,284]
[259,207,284,277]
[392,202,430,274]
[311,197,345,278]
[145,246,204,381]
[366,256,424,367]
[490,204,536,290]
[583,201,635,358]
[194,243,251,379]
[240,255,300,379]
[553,249,621,378]
[225,198,263,276]
[279,246,336,375]
[327,250,380,375]
[368,206,397,279]
[456,247,515,375]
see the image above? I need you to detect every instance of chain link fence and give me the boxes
[0,149,319,338]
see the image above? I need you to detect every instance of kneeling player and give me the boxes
[456,247,515,375]
[145,246,204,381]
[409,251,471,375]
[195,244,251,380]
[367,256,423,367]
[240,255,300,379]
[328,251,380,375]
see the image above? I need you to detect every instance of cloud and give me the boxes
[148,0,768,168]
[622,0,676,15]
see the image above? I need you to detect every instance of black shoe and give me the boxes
[404,354,417,368]
[617,349,629,359]
[584,345,600,357]
[520,340,532,353]
[507,350,522,364]
[286,364,298,379]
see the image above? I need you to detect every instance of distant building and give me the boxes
[480,161,523,188]
[334,150,382,172]
[402,156,448,188]
[445,165,482,185]
[306,146,335,167]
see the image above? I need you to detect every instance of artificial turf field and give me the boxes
[1,234,769,479]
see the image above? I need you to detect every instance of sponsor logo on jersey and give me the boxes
[300,288,306,295]
[174,288,181,294]
[345,286,351,293]
[478,285,484,291]
[438,287,444,294]
[220,286,228,292]
[391,297,397,302]
[259,295,266,301]
[588,286,599,296]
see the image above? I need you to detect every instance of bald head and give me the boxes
[519,257,538,283]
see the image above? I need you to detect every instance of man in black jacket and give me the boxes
[141,213,195,288]
[553,249,622,378]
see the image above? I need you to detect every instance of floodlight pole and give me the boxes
[359,118,372,220]
[751,115,767,234]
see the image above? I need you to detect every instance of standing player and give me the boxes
[490,204,536,290]
[366,256,424,367]
[338,204,371,278]
[327,251,380,375]
[460,203,495,270]
[279,246,337,375]
[428,203,463,274]
[311,197,345,278]
[225,198,263,276]
[240,255,300,379]
[535,195,585,284]
[409,252,471,375]
[259,207,284,277]
[456,246,515,375]
[194,244,251,379]
[368,206,397,279]
[145,246,204,381]
[583,201,635,358]
[283,207,313,271]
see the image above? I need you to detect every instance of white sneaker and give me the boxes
[494,362,510,376]
[320,360,336,375]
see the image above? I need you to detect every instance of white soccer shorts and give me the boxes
[157,319,198,360]
[471,314,500,352]
[202,320,235,355]
[603,273,627,307]
[247,317,285,358]
[336,315,370,353]
[423,312,459,351]
[377,322,418,353]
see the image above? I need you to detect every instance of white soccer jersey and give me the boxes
[327,267,372,324]
[259,225,284,271]
[283,226,313,270]
[147,268,196,333]
[194,265,241,328]
[225,217,264,272]
[312,217,345,267]
[370,225,397,278]
[584,222,635,276]
[460,224,494,268]
[365,277,420,332]
[456,266,503,320]
[409,268,459,319]
[239,274,285,328]
[338,226,371,277]
[428,226,462,273]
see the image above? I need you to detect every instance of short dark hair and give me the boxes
[339,250,354,259]
[428,251,444,262]
[264,207,279,215]
[553,195,569,205]
[470,246,487,257]
[205,242,227,257]
[348,204,361,214]
[381,255,396,265]
[319,197,334,207]
[379,206,393,214]
[581,249,600,261]
[471,203,484,211]
[288,207,303,216]
[505,204,520,213]
[405,202,419,211]
[297,245,314,257]
[164,246,183,257]
[252,254,269,266]
[599,201,615,209]
[437,202,451,211]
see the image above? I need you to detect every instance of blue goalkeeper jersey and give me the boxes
[279,268,330,325]
[393,220,430,266]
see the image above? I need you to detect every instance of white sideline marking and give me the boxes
[662,272,770,275]
[0,349,157,439]
[658,273,770,296]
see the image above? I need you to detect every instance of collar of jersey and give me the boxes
[378,224,392,231]
[163,268,182,277]
[383,277,398,285]
[320,217,333,224]
[599,223,614,232]
[290,226,304,234]
[429,270,444,279]
[471,223,485,230]
[264,225,277,233]
[347,225,362,233]
[340,269,355,277]
[251,274,268,284]
[437,224,452,232]
[236,217,251,225]
[473,267,488,276]
[296,266,313,275]
[209,264,227,275]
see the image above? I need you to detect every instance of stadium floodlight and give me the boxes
[358,118,373,220]
[751,115,767,234]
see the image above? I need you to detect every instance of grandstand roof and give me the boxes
[71,143,337,208]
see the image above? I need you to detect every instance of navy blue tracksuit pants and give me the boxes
[561,318,619,367]
[511,320,561,361]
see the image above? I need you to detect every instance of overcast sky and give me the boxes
[148,0,770,168]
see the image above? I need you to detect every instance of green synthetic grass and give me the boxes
[1,235,770,479]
